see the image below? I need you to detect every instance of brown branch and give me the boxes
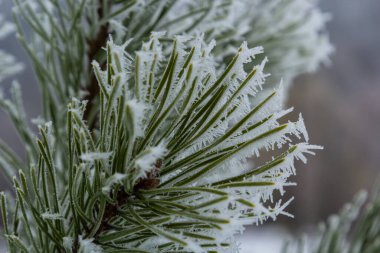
[92,160,163,240]
[95,189,131,237]
[83,0,110,129]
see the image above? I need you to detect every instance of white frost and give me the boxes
[79,236,103,253]
[135,143,167,178]
[80,152,113,162]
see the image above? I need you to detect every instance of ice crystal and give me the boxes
[79,237,103,253]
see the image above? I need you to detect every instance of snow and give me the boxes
[237,226,289,253]
[80,152,113,162]
[134,143,167,178]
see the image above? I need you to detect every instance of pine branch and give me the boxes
[0,33,321,252]
[0,1,333,252]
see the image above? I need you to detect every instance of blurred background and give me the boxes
[289,0,380,227]
[1,0,380,252]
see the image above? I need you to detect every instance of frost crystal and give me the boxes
[79,237,103,253]
[62,237,74,250]
[80,152,113,162]
[41,212,64,220]
[101,173,126,194]
[134,143,168,178]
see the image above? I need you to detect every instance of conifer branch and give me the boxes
[0,1,333,252]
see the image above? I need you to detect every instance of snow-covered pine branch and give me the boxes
[1,34,321,253]
[0,0,331,252]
